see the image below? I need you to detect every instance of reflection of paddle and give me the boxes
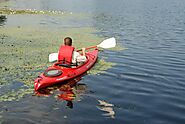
[49,37,116,62]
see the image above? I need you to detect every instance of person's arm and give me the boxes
[82,48,86,56]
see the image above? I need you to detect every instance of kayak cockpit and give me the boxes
[54,62,76,68]
[53,55,89,68]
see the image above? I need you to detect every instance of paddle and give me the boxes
[49,37,116,62]
[77,37,116,51]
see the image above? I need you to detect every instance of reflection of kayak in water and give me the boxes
[34,49,98,91]
[35,74,88,108]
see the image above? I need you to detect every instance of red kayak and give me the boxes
[34,49,98,91]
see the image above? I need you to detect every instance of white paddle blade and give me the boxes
[49,53,58,62]
[97,37,116,49]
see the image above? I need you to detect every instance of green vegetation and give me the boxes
[88,59,116,75]
[0,8,68,15]
[0,26,119,102]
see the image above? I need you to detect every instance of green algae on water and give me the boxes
[88,59,116,75]
[0,8,88,18]
[0,8,65,15]
[0,88,33,102]
[0,26,120,101]
[0,26,119,79]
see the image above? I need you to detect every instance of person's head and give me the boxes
[64,37,72,46]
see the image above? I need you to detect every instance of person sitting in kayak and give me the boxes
[58,37,86,65]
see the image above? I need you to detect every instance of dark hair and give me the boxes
[64,37,72,46]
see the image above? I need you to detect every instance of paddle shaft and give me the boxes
[77,45,97,52]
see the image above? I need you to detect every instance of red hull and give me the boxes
[34,49,98,91]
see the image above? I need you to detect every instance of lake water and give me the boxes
[1,0,185,124]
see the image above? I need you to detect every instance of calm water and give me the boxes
[1,0,185,123]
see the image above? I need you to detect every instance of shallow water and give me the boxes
[1,0,185,124]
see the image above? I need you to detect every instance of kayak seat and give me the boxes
[54,62,78,68]
[55,63,71,68]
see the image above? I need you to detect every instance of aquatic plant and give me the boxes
[0,8,66,15]
[0,26,119,102]
[88,59,116,75]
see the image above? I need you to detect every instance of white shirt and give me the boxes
[72,51,86,63]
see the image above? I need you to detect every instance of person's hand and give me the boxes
[82,48,86,51]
